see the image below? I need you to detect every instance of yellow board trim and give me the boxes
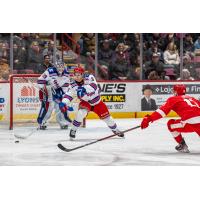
[11,111,178,121]
[0,115,4,121]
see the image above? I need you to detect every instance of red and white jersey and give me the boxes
[155,95,200,123]
[62,74,101,106]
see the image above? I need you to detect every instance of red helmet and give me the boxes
[173,84,186,95]
[74,67,84,74]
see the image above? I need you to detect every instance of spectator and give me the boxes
[118,34,136,51]
[28,41,43,73]
[163,42,180,65]
[109,43,131,80]
[127,66,140,80]
[82,33,95,56]
[183,34,194,53]
[147,70,160,80]
[129,39,140,65]
[0,41,9,63]
[177,69,194,80]
[97,63,109,80]
[42,55,54,69]
[0,57,10,80]
[163,33,179,50]
[42,40,61,63]
[143,53,164,79]
[182,55,195,78]
[145,33,165,50]
[13,43,27,73]
[144,40,163,62]
[195,69,200,80]
[28,33,43,47]
[194,36,200,56]
[83,52,95,75]
[98,39,114,65]
[98,39,114,80]
[14,33,30,54]
[98,33,116,49]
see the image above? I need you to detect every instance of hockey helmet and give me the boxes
[56,60,65,74]
[74,66,84,74]
[173,84,186,95]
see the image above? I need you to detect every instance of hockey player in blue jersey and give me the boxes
[37,61,72,130]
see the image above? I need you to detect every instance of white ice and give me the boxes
[0,118,200,166]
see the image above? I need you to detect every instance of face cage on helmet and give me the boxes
[56,63,65,73]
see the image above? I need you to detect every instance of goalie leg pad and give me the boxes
[37,101,50,124]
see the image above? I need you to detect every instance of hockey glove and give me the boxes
[68,106,74,111]
[77,86,86,99]
[59,102,68,113]
[141,114,152,129]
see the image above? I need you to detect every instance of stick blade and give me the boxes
[57,143,71,152]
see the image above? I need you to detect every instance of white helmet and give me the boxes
[56,60,65,74]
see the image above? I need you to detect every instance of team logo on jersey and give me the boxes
[21,86,36,96]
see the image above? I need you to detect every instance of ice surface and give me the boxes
[0,118,200,166]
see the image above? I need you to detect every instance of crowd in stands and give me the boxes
[1,33,200,81]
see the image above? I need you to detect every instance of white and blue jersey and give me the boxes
[37,66,70,101]
[37,66,71,127]
[62,74,101,106]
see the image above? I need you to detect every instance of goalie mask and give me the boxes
[56,61,65,75]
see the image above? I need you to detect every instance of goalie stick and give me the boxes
[57,125,141,152]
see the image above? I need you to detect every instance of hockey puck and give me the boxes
[15,140,19,143]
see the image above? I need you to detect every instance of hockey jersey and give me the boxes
[37,66,70,101]
[62,74,101,106]
[154,95,200,122]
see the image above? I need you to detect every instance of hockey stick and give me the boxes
[13,110,64,140]
[57,125,141,152]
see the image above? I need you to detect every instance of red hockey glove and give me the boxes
[141,114,152,129]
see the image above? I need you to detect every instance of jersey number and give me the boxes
[184,98,200,108]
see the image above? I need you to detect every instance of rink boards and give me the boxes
[1,81,200,124]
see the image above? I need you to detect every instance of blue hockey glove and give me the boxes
[59,102,68,113]
[77,86,86,99]
[68,106,74,111]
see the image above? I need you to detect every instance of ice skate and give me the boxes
[175,139,190,153]
[60,125,68,130]
[112,130,124,138]
[69,129,76,140]
[38,124,47,130]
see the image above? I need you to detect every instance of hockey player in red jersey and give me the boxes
[61,66,124,140]
[141,84,200,153]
